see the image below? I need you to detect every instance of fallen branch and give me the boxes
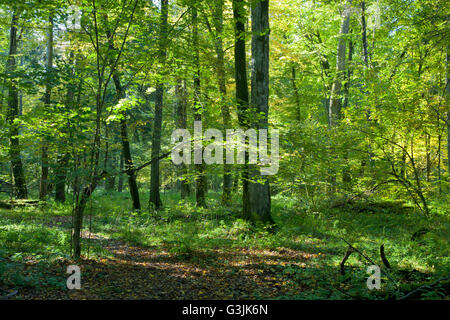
[380,244,391,269]
[398,275,450,300]
[0,289,18,300]
[340,245,355,275]
[330,179,398,209]
[340,237,398,287]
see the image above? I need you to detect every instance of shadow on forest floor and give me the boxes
[18,232,318,299]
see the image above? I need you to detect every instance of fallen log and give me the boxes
[0,200,40,209]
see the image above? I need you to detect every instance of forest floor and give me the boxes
[19,230,313,299]
[0,191,449,300]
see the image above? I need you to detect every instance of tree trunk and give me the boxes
[55,153,68,202]
[55,51,77,203]
[39,15,54,200]
[291,64,301,121]
[103,124,116,191]
[233,0,250,216]
[192,6,207,208]
[118,154,124,192]
[6,10,27,199]
[116,74,141,210]
[446,45,450,186]
[106,22,141,210]
[328,0,352,194]
[425,133,431,182]
[361,1,369,67]
[106,153,116,191]
[150,0,169,210]
[209,0,232,205]
[329,0,352,126]
[248,0,274,225]
[342,38,353,186]
[175,79,190,199]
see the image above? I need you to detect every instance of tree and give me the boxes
[39,14,54,200]
[6,8,27,199]
[248,0,274,225]
[328,0,352,127]
[175,78,190,199]
[106,25,142,211]
[205,0,233,205]
[72,0,139,258]
[192,4,207,208]
[232,0,250,215]
[150,0,169,210]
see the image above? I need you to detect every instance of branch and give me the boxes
[340,237,398,287]
[398,275,450,300]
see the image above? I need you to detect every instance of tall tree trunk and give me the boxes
[6,10,27,199]
[329,0,352,126]
[248,0,274,225]
[150,0,169,210]
[328,0,352,194]
[291,64,301,121]
[105,154,116,191]
[55,51,76,203]
[40,15,54,200]
[425,133,431,182]
[175,79,190,199]
[232,0,250,216]
[105,21,141,210]
[118,153,124,192]
[446,45,450,186]
[342,38,353,186]
[103,123,115,191]
[361,1,369,67]
[209,0,232,205]
[192,6,207,207]
[114,72,141,210]
[54,154,68,202]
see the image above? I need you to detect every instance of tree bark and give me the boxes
[328,0,352,194]
[446,45,450,185]
[6,10,27,199]
[329,0,352,126]
[150,0,169,210]
[291,64,301,121]
[233,0,250,216]
[118,153,124,192]
[192,6,207,207]
[248,0,274,225]
[342,38,353,186]
[39,15,54,200]
[175,79,190,199]
[105,19,141,210]
[55,50,77,203]
[114,72,141,210]
[208,0,232,205]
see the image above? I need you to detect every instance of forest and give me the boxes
[0,0,448,301]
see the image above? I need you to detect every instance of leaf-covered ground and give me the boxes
[16,230,319,299]
[1,192,449,300]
